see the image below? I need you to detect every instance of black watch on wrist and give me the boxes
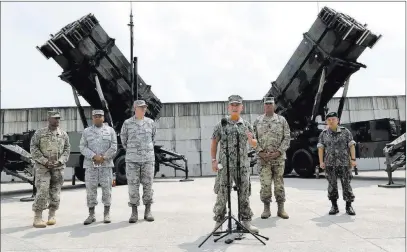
[351,158,356,161]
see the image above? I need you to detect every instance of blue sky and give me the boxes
[1,1,405,109]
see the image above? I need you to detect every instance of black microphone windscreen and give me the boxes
[221,118,227,127]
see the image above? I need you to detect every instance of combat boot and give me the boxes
[277,202,289,219]
[103,206,111,223]
[46,209,56,225]
[144,204,154,222]
[329,200,339,215]
[345,202,356,216]
[242,221,259,234]
[84,207,96,225]
[33,211,46,228]
[261,202,271,219]
[129,206,138,223]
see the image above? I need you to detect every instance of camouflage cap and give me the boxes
[228,95,243,104]
[47,111,60,118]
[92,109,104,116]
[326,111,338,118]
[134,100,147,107]
[263,96,275,104]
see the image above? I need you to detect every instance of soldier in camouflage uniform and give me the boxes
[79,110,118,225]
[211,95,259,234]
[30,111,71,228]
[120,100,157,223]
[253,97,291,219]
[318,111,356,215]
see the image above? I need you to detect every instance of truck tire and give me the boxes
[74,166,85,182]
[74,155,85,182]
[292,149,315,178]
[114,155,127,185]
[284,158,294,175]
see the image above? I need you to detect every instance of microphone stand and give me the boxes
[198,121,268,248]
[232,125,268,243]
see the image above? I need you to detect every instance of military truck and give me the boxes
[260,6,382,177]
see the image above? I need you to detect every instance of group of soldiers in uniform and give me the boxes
[29,95,357,231]
[30,100,156,228]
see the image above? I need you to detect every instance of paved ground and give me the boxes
[1,173,405,252]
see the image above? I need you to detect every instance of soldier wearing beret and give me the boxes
[211,95,259,234]
[253,97,291,220]
[30,111,71,228]
[120,100,157,223]
[79,109,118,225]
[318,111,356,215]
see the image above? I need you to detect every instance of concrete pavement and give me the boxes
[1,175,405,252]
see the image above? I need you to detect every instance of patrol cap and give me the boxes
[134,100,148,107]
[326,111,338,119]
[47,111,60,118]
[228,95,243,104]
[263,96,275,104]
[92,109,104,116]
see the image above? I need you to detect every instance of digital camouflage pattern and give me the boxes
[252,113,291,162]
[120,116,156,162]
[79,123,118,168]
[85,167,114,207]
[318,126,356,202]
[212,116,254,222]
[126,162,155,206]
[259,161,286,203]
[325,166,355,202]
[79,123,117,208]
[120,115,156,208]
[30,127,71,211]
[253,114,291,203]
[317,126,356,166]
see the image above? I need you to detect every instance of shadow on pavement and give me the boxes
[311,213,355,227]
[178,232,268,252]
[21,220,134,239]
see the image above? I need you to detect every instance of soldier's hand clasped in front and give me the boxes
[79,110,118,225]
[120,100,157,223]
[253,96,291,220]
[30,111,71,228]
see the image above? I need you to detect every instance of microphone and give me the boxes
[221,118,228,135]
[221,118,227,127]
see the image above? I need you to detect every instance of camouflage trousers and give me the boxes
[85,167,113,208]
[259,161,286,203]
[213,166,253,222]
[326,166,355,202]
[126,162,154,207]
[32,168,64,212]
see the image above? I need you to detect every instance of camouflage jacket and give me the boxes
[212,116,254,169]
[120,116,156,162]
[317,126,356,166]
[79,123,118,168]
[253,113,291,163]
[30,127,71,170]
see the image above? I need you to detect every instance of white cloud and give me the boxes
[1,2,405,109]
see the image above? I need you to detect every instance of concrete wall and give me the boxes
[1,96,405,182]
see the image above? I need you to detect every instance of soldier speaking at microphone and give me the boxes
[79,110,117,225]
[253,97,291,219]
[120,100,157,223]
[318,111,356,215]
[211,95,259,234]
[30,111,71,228]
